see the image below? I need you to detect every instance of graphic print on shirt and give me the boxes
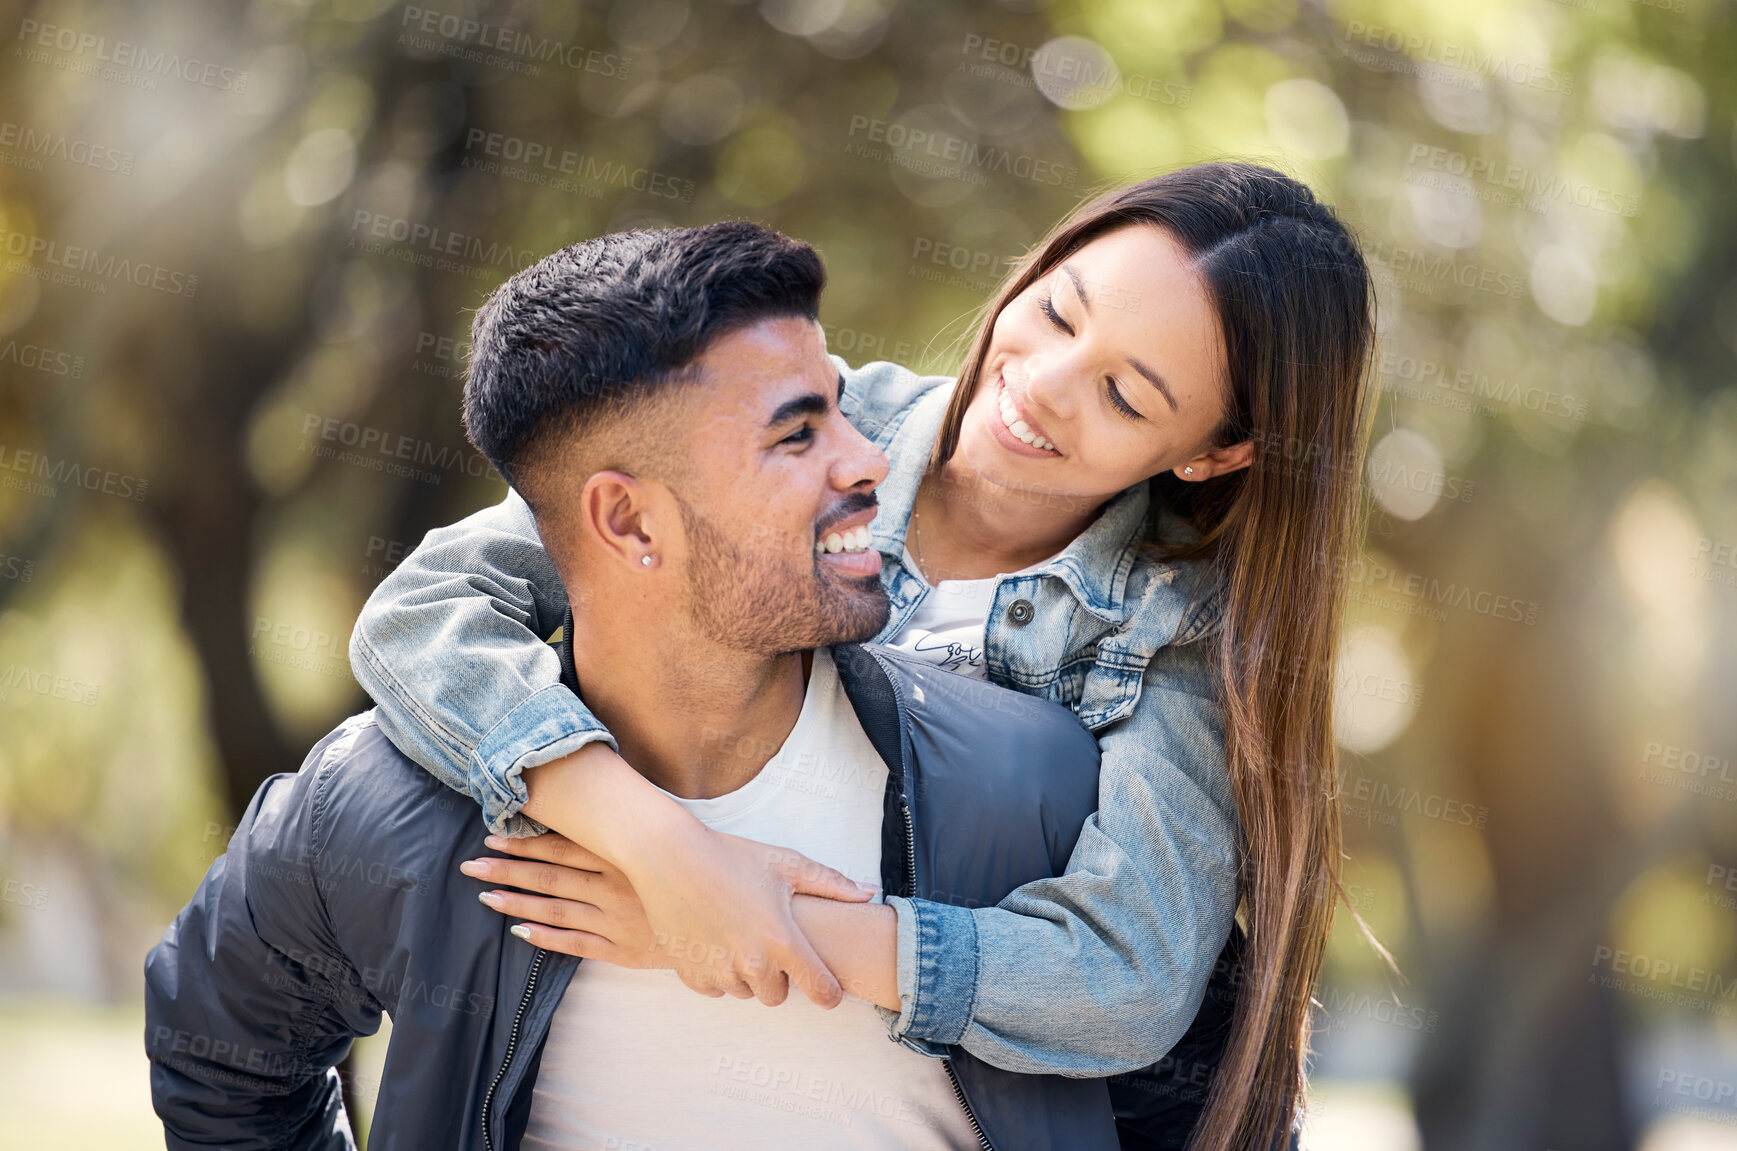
[888,545,1060,681]
[909,631,984,674]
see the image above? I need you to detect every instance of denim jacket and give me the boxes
[349,357,1242,1076]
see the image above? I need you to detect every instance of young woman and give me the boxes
[349,162,1376,1148]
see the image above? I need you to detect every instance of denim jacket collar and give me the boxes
[864,382,944,561]
[868,381,1187,629]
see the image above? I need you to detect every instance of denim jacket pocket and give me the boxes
[1072,561,1205,729]
[1074,649,1149,730]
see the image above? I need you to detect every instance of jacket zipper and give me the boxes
[480,947,547,1151]
[944,1059,993,1151]
[900,799,917,898]
[900,796,992,1151]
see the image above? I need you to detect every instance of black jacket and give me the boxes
[146,635,1258,1149]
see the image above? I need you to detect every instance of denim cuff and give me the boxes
[881,896,979,1048]
[473,684,619,838]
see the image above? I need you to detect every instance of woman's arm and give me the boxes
[345,356,951,1004]
[349,489,874,1007]
[886,640,1242,1075]
[349,487,597,834]
[349,356,943,834]
[479,648,1240,1077]
[464,832,903,1009]
[365,494,1238,1070]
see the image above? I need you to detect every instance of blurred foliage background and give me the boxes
[0,0,1733,1146]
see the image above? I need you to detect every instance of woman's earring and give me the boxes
[641,555,653,567]
[1184,466,1195,476]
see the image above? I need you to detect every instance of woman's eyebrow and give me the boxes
[1061,264,1092,313]
[1062,263,1179,411]
[1128,357,1179,411]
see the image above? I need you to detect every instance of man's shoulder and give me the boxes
[831,643,1099,766]
[273,710,482,862]
[830,644,1101,883]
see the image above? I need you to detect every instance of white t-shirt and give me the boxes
[520,647,980,1151]
[883,547,1057,680]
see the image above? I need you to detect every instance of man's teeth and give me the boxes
[998,386,1057,453]
[816,524,874,555]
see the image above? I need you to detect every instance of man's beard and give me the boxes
[674,494,889,654]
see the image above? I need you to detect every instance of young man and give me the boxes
[146,222,1240,1150]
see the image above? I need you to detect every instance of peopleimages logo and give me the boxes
[907,236,1019,294]
[1378,350,1589,422]
[957,33,1191,107]
[397,6,630,78]
[298,411,497,487]
[1405,144,1639,217]
[846,115,1079,189]
[1318,554,1541,626]
[460,128,695,202]
[0,120,134,175]
[1,878,48,910]
[1340,21,1574,94]
[1341,775,1487,829]
[0,663,101,706]
[348,209,537,282]
[0,225,198,297]
[15,19,249,91]
[1318,986,1440,1033]
[0,444,150,501]
[1363,239,1525,300]
[1591,944,1737,1017]
[0,336,84,379]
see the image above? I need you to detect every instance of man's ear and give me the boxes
[580,470,665,569]
[1171,439,1255,482]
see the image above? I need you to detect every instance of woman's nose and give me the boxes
[1019,354,1076,420]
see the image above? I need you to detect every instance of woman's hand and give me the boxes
[462,829,874,1008]
[517,744,879,1009]
[626,824,879,1009]
[462,833,673,973]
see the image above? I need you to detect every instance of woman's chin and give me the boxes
[958,424,1115,515]
[958,428,1041,493]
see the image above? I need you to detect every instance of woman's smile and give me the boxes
[985,374,1063,459]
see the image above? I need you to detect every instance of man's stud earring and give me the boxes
[1184,466,1195,475]
[641,555,653,566]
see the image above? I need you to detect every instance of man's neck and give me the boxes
[570,620,815,800]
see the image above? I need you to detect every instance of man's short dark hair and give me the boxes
[462,221,825,506]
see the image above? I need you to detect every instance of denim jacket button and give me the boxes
[1006,598,1035,626]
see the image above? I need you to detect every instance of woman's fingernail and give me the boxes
[509,924,532,941]
[478,891,503,910]
[459,860,486,877]
[485,835,509,849]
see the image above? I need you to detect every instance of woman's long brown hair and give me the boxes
[929,162,1378,1149]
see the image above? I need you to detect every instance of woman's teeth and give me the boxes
[998,385,1058,453]
[816,524,874,555]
